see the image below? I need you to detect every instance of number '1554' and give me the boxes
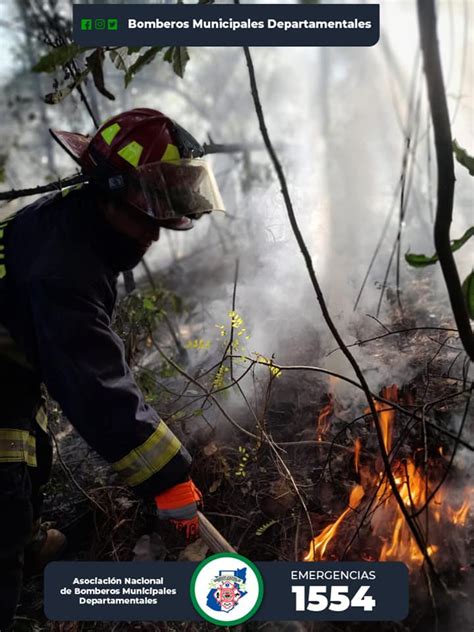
[291,585,376,612]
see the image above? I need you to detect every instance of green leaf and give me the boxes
[255,519,277,536]
[453,139,474,176]
[109,47,129,72]
[172,46,189,78]
[86,49,115,101]
[404,252,439,267]
[33,43,86,73]
[462,271,474,319]
[127,47,142,54]
[124,46,163,87]
[405,226,474,267]
[164,46,189,78]
[163,47,174,63]
[43,69,90,104]
[142,296,156,311]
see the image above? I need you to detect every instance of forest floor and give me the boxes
[13,270,474,632]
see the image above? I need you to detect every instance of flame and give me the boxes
[448,500,470,526]
[354,438,361,473]
[304,485,364,561]
[372,385,398,454]
[304,384,472,569]
[316,394,334,441]
[377,460,440,564]
[380,515,438,564]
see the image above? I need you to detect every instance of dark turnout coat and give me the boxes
[0,186,191,498]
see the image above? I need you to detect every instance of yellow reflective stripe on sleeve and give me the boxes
[161,143,180,162]
[117,141,143,168]
[0,244,4,251]
[0,266,5,279]
[112,421,181,487]
[0,429,37,467]
[101,123,121,145]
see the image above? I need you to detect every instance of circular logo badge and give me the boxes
[190,552,264,626]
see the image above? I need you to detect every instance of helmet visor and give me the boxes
[125,159,225,221]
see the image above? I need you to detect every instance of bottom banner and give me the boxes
[45,556,408,625]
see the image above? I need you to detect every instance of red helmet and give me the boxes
[50,108,224,230]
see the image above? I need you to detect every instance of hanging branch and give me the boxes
[0,144,245,203]
[417,0,474,361]
[0,174,88,201]
[239,41,443,582]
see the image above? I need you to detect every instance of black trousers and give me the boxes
[0,338,52,631]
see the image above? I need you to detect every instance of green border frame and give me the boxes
[189,552,264,626]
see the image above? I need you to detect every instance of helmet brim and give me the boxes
[49,129,91,165]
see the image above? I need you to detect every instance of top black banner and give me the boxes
[73,4,380,47]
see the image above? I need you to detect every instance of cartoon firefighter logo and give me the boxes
[190,553,264,626]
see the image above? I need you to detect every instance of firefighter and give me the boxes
[0,108,224,629]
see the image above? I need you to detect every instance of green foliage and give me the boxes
[185,338,211,350]
[135,367,160,404]
[33,41,192,105]
[255,519,277,536]
[86,49,115,101]
[405,227,474,267]
[109,47,129,72]
[235,445,250,478]
[212,365,229,390]
[44,69,90,104]
[163,46,190,79]
[113,284,184,368]
[159,361,179,379]
[32,43,86,73]
[255,353,281,378]
[124,46,189,85]
[462,271,474,319]
[453,139,474,176]
[113,284,187,403]
[124,46,164,87]
[115,286,180,335]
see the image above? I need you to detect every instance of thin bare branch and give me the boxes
[240,37,446,582]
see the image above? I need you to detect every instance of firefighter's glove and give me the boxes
[155,480,202,541]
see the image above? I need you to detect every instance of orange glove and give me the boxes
[155,480,202,540]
